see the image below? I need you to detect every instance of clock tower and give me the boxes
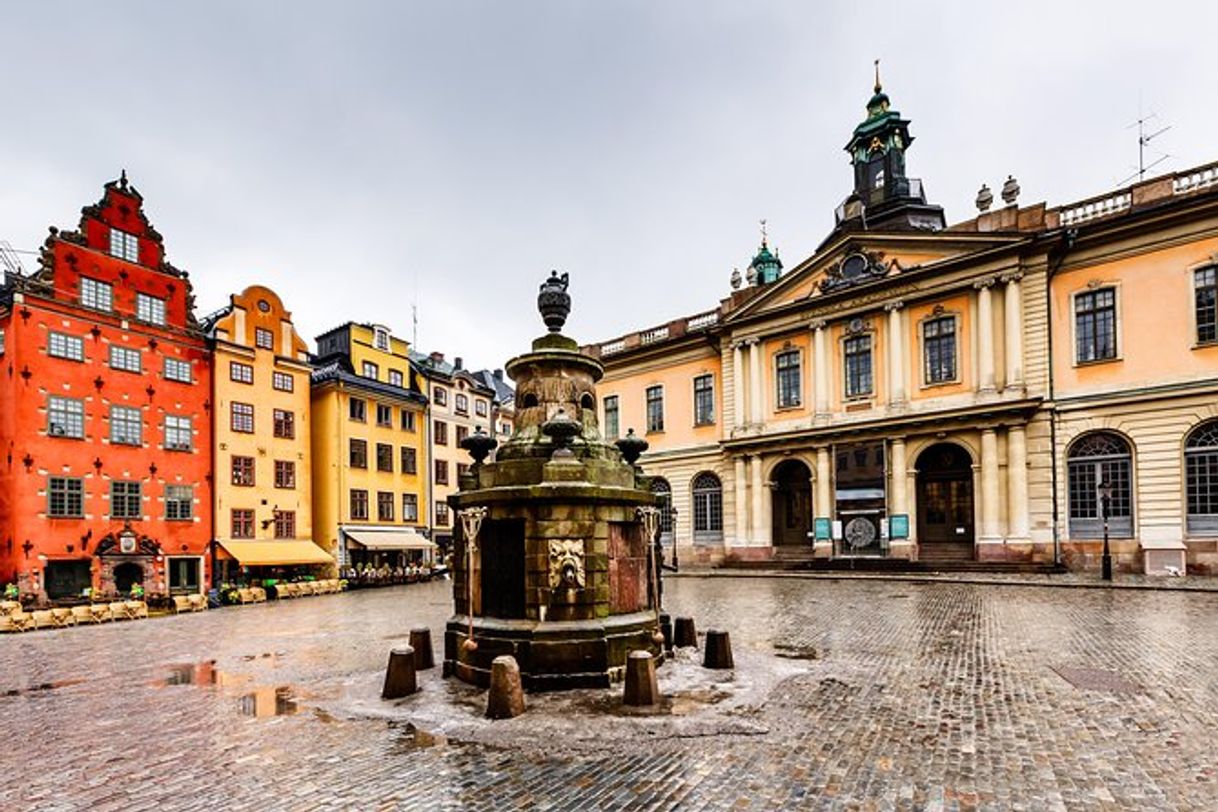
[832,63,945,236]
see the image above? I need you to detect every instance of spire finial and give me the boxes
[873,59,882,94]
[759,218,768,246]
[119,169,128,190]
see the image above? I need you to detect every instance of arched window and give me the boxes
[650,478,674,544]
[1186,421,1218,536]
[1067,432,1133,538]
[691,472,723,541]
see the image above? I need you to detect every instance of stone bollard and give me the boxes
[409,627,435,670]
[382,646,418,699]
[659,613,674,654]
[623,650,660,707]
[673,616,697,648]
[703,629,734,669]
[486,655,526,719]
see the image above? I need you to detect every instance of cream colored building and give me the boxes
[587,79,1218,574]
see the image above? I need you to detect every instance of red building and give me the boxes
[0,174,212,602]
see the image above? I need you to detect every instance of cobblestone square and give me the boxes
[3,577,1218,810]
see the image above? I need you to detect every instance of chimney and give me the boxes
[454,356,463,370]
[429,351,444,364]
[493,369,503,381]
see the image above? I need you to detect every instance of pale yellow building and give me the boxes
[204,285,330,579]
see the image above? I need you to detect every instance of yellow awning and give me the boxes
[217,540,335,566]
[345,529,435,551]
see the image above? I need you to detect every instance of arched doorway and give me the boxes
[650,478,675,546]
[113,562,144,594]
[772,459,812,546]
[916,443,975,561]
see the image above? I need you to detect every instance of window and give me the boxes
[165,485,193,520]
[376,443,394,472]
[457,462,470,478]
[646,386,664,433]
[349,398,366,422]
[231,509,255,539]
[651,479,675,543]
[110,405,142,446]
[433,387,447,407]
[274,460,296,489]
[350,439,368,468]
[377,491,395,522]
[376,403,392,427]
[476,399,488,417]
[229,361,253,384]
[500,422,511,436]
[1075,288,1117,363]
[272,371,294,392]
[692,472,723,540]
[374,327,390,351]
[274,510,296,539]
[164,357,192,383]
[693,375,715,425]
[1186,421,1218,535]
[273,409,295,439]
[49,332,84,361]
[231,402,254,433]
[232,455,255,486]
[168,559,201,592]
[48,396,85,438]
[402,493,418,522]
[80,277,113,311]
[844,336,873,398]
[109,228,139,262]
[435,459,449,485]
[435,420,448,445]
[401,409,416,432]
[603,395,620,440]
[388,369,404,388]
[362,361,379,379]
[165,415,192,450]
[48,477,84,517]
[923,316,958,384]
[255,327,274,350]
[456,425,469,445]
[435,502,450,526]
[1196,267,1217,345]
[401,446,418,474]
[110,481,141,519]
[136,293,166,326]
[1067,432,1133,538]
[455,393,469,415]
[109,345,142,373]
[350,489,369,521]
[776,351,801,409]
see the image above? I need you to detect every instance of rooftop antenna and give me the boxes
[0,240,26,282]
[1119,95,1171,186]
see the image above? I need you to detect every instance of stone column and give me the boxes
[890,437,908,516]
[812,321,829,417]
[748,339,763,424]
[734,456,748,548]
[750,454,765,547]
[732,342,745,431]
[1007,424,1029,542]
[885,301,905,405]
[815,446,831,520]
[980,428,1001,542]
[975,278,997,392]
[1002,272,1024,390]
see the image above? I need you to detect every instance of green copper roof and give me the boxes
[749,239,783,285]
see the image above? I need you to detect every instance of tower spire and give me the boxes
[874,59,882,94]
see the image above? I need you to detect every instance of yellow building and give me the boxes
[587,76,1218,575]
[204,285,330,580]
[312,323,430,570]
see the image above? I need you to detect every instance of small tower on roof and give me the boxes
[832,61,945,236]
[748,219,783,286]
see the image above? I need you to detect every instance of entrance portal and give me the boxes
[113,562,145,594]
[916,443,975,561]
[771,460,813,546]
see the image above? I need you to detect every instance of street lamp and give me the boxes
[1098,479,1113,581]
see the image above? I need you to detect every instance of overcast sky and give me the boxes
[2,2,1214,372]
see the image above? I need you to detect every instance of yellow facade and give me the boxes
[207,285,317,568]
[311,323,429,566]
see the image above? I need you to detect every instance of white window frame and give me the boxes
[109,228,139,262]
[165,485,194,521]
[272,371,295,392]
[164,357,192,383]
[229,361,254,384]
[165,415,193,451]
[110,405,142,446]
[49,332,85,362]
[136,293,166,326]
[388,369,404,388]
[80,277,113,311]
[48,396,85,439]
[109,344,142,373]
[374,327,390,351]
[362,361,379,379]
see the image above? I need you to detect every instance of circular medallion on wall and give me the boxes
[844,517,876,549]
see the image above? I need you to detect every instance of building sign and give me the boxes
[889,514,909,539]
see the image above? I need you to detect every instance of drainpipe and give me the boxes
[1046,228,1078,567]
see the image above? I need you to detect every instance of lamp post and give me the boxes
[1098,479,1113,581]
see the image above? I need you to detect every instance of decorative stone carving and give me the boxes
[819,250,890,293]
[537,271,571,333]
[548,539,586,589]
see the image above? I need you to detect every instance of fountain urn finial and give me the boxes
[460,426,498,466]
[541,408,581,460]
[615,428,649,466]
[537,270,571,333]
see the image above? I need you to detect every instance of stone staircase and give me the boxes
[726,544,1065,575]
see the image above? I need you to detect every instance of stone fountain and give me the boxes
[444,271,664,691]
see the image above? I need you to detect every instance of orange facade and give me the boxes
[0,176,212,601]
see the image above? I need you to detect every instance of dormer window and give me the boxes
[109,228,139,263]
[374,327,390,351]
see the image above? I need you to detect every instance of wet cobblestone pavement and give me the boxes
[3,578,1218,811]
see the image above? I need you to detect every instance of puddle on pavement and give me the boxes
[161,660,250,688]
[1,677,87,698]
[160,661,314,720]
[773,643,820,660]
[238,685,298,717]
[392,722,448,750]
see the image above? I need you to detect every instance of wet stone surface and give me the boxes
[3,578,1218,810]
